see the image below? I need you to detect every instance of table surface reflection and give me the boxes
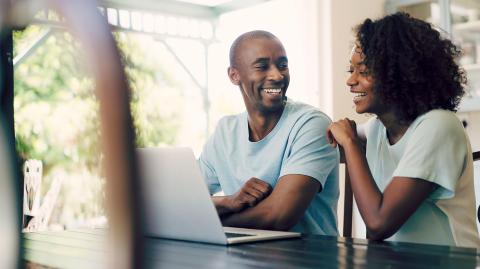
[23,228,480,269]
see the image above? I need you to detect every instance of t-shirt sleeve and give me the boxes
[198,133,221,195]
[393,112,467,199]
[363,117,379,140]
[280,113,339,188]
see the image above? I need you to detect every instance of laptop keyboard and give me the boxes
[225,232,255,238]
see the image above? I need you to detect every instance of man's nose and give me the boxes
[267,65,283,81]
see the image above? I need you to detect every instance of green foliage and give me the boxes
[14,26,182,227]
[114,32,181,148]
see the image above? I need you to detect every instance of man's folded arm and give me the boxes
[212,177,272,217]
[221,174,320,231]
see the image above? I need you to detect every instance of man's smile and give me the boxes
[263,88,282,95]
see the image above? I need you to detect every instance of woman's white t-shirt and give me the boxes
[365,109,480,248]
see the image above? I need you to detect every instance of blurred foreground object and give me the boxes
[0,128,19,269]
[1,0,143,268]
[0,1,21,268]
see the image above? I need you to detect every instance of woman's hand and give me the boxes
[326,118,358,148]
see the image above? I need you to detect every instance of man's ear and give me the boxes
[227,67,240,86]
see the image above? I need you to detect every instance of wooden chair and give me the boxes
[474,151,480,161]
[474,151,480,224]
[340,150,353,238]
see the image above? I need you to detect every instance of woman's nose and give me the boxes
[346,73,357,86]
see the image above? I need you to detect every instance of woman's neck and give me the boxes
[377,111,410,145]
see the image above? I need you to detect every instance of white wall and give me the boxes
[317,0,386,238]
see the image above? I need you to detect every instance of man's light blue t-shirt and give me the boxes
[198,99,339,235]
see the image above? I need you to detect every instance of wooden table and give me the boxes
[23,228,480,269]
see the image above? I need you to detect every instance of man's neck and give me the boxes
[247,107,284,142]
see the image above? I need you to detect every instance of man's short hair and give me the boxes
[229,30,279,68]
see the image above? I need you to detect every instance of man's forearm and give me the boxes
[212,196,234,217]
[221,200,286,230]
[220,175,319,231]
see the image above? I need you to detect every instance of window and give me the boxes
[15,0,320,230]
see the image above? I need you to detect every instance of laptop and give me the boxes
[137,147,301,245]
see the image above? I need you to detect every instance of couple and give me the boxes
[198,12,479,248]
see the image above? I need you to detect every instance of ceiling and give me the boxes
[98,0,273,19]
[175,0,233,6]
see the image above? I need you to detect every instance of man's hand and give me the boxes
[228,177,272,211]
[212,177,272,216]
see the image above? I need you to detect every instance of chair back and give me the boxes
[474,151,480,224]
[341,150,353,238]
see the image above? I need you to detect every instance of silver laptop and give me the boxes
[137,147,301,245]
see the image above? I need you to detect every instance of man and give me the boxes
[198,30,339,235]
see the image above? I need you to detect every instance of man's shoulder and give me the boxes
[214,112,246,134]
[286,99,332,125]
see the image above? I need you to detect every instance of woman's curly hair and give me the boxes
[355,12,466,123]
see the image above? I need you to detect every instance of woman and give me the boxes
[327,12,479,247]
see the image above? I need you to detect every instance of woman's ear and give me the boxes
[228,67,240,85]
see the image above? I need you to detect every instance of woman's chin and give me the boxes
[354,105,366,114]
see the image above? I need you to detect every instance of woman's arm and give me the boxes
[328,119,435,240]
[342,138,435,239]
